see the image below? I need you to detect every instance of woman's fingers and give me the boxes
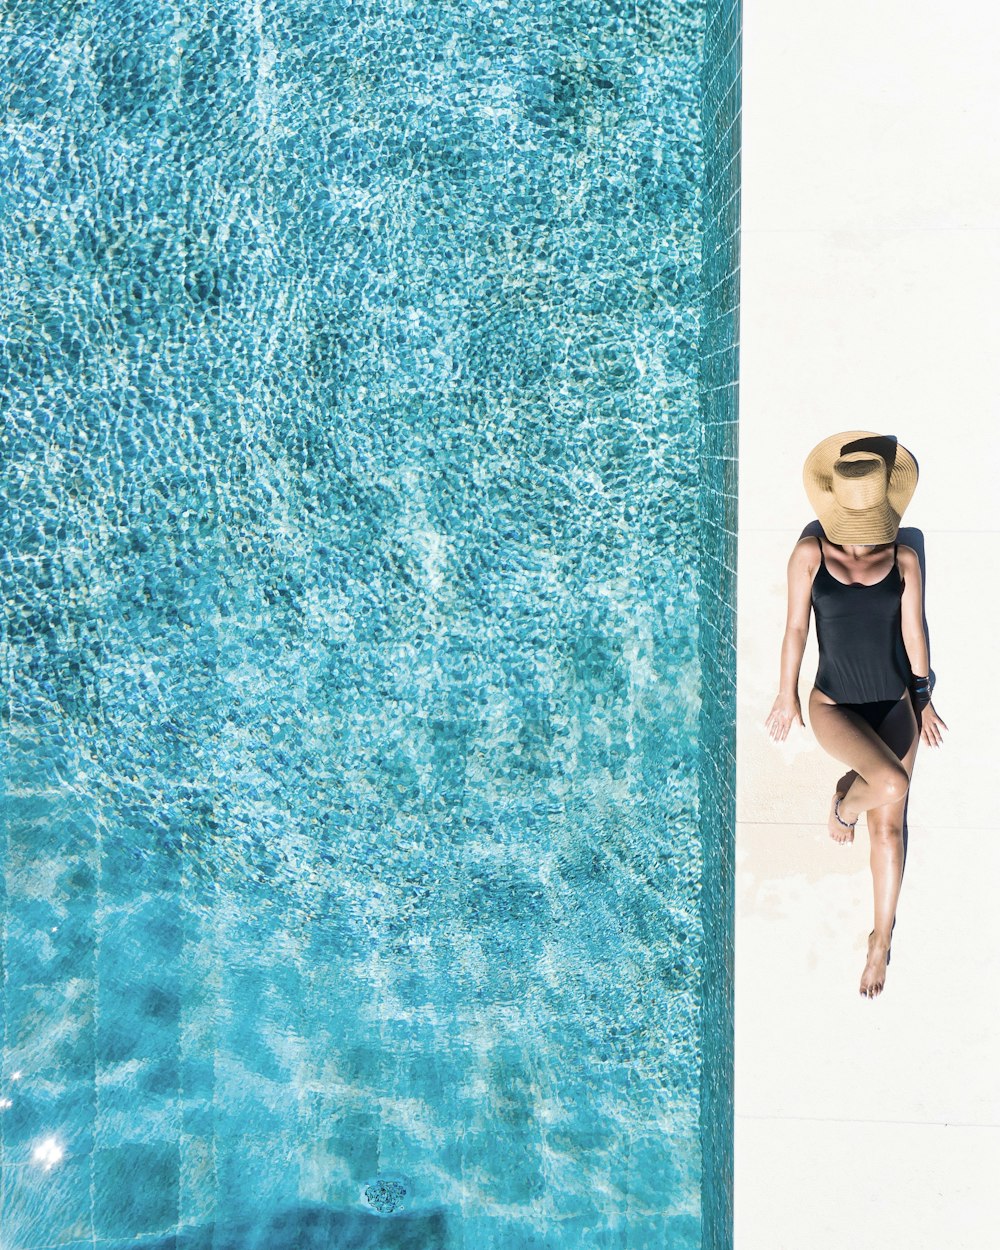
[765,708,801,741]
[921,713,947,747]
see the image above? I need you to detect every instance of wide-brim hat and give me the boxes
[802,431,919,544]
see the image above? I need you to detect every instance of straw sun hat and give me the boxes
[802,432,919,545]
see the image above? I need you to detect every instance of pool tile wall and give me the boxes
[1,2,739,1246]
[697,1,741,1247]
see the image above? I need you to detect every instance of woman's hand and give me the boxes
[918,701,948,748]
[765,693,805,742]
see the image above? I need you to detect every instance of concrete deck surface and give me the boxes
[737,3,1000,1246]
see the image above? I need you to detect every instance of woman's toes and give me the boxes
[860,934,889,997]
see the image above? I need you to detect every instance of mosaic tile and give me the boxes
[0,1075,96,1162]
[3,980,96,1081]
[93,1141,181,1239]
[0,1156,93,1248]
[4,898,96,988]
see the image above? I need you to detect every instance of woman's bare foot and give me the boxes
[860,931,890,998]
[828,790,856,843]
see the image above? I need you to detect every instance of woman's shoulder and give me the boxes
[895,543,921,580]
[789,534,821,572]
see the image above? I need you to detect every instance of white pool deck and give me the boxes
[736,3,1000,1246]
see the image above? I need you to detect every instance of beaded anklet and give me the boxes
[834,796,857,830]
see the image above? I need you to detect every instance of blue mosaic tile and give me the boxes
[300,1104,380,1189]
[0,1156,93,1248]
[212,1139,301,1225]
[2,793,95,864]
[697,3,741,1246]
[3,981,96,1082]
[4,898,96,989]
[96,1057,183,1146]
[93,1141,181,1239]
[96,898,182,1072]
[0,1074,95,1161]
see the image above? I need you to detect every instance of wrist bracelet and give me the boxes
[910,673,932,708]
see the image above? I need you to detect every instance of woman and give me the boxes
[764,432,948,999]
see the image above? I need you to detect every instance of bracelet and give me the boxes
[910,673,933,709]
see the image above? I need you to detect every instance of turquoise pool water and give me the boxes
[0,1,739,1246]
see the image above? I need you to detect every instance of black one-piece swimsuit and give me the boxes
[810,534,913,732]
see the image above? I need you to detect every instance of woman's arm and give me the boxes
[898,546,930,676]
[765,538,817,742]
[898,545,948,747]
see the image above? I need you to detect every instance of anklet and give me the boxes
[834,796,857,830]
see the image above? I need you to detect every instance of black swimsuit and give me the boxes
[811,535,913,729]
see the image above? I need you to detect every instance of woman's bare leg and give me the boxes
[808,688,920,996]
[835,769,858,800]
[808,689,911,842]
[861,696,919,997]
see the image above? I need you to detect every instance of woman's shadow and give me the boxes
[799,519,935,896]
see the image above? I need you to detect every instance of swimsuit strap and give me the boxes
[814,534,826,566]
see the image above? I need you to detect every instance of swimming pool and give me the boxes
[0,1,739,1246]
